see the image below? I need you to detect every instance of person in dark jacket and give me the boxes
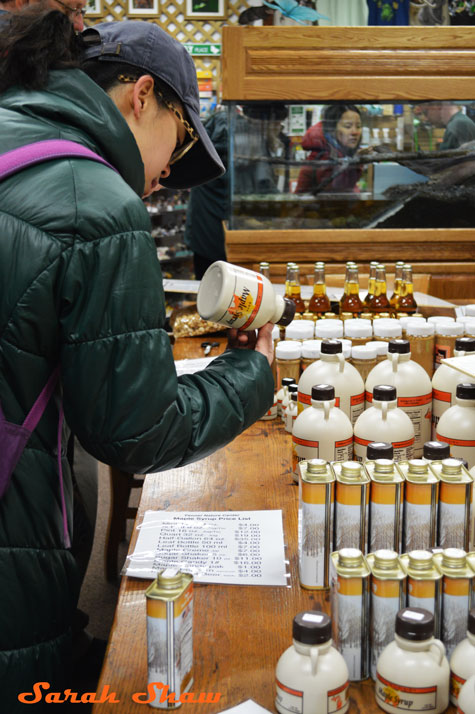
[0,8,274,710]
[417,101,475,150]
[295,104,363,195]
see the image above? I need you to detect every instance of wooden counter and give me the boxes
[93,337,456,713]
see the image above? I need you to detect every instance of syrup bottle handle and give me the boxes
[429,639,446,666]
[337,352,345,373]
[391,352,399,373]
[310,646,319,676]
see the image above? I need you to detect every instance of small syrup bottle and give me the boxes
[396,263,418,315]
[340,263,363,317]
[285,263,306,315]
[364,261,379,308]
[275,611,349,714]
[389,261,405,312]
[371,264,391,315]
[308,262,331,319]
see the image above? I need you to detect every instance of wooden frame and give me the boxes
[85,0,103,16]
[185,0,226,20]
[127,0,159,17]
[221,26,475,299]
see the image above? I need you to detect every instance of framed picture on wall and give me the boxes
[185,0,226,20]
[85,0,103,16]
[127,0,159,16]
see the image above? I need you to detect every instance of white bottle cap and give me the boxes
[373,321,402,338]
[275,340,302,360]
[464,304,475,317]
[406,321,435,337]
[301,339,322,359]
[366,340,389,356]
[435,321,464,337]
[315,320,344,338]
[272,324,280,341]
[352,344,378,360]
[285,320,315,341]
[344,320,373,338]
[339,338,352,359]
[399,316,426,330]
[463,320,475,335]
[428,315,455,324]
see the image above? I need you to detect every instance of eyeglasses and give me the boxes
[54,0,87,17]
[118,75,199,165]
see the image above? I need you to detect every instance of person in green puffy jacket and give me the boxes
[0,7,274,709]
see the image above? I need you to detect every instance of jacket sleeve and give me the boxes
[59,210,274,473]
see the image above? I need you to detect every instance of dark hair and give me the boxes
[0,6,81,93]
[241,102,288,121]
[321,104,361,136]
[0,5,181,113]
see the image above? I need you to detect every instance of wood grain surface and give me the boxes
[93,337,456,714]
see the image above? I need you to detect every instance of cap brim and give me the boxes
[160,104,225,189]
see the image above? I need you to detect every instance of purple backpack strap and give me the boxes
[0,139,116,547]
[0,139,119,181]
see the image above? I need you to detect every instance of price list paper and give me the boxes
[125,510,288,586]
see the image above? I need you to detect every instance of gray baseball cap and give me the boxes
[82,21,225,189]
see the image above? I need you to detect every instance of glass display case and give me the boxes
[227,100,475,231]
[221,26,475,300]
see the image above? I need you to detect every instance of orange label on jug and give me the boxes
[450,672,465,701]
[398,393,432,407]
[335,436,353,448]
[393,437,415,449]
[298,391,311,405]
[408,578,435,599]
[365,391,373,403]
[351,392,365,406]
[437,433,475,448]
[433,388,451,403]
[375,673,437,710]
[293,435,319,449]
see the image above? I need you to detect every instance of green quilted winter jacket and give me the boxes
[0,69,273,709]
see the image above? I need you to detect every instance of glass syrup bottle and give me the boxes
[397,263,418,315]
[308,262,331,318]
[340,263,363,317]
[259,261,271,279]
[285,262,306,315]
[364,261,378,308]
[371,263,391,314]
[389,261,405,312]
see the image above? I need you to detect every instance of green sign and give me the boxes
[183,43,221,56]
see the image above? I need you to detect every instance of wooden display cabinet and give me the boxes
[221,26,475,301]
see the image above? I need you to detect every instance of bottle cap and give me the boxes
[285,320,315,341]
[456,383,475,400]
[374,459,396,477]
[344,321,373,338]
[352,345,378,360]
[455,337,475,352]
[337,548,364,569]
[278,298,296,327]
[373,385,397,401]
[366,340,389,357]
[373,549,399,570]
[398,316,426,330]
[341,461,362,479]
[281,377,296,388]
[292,611,331,645]
[468,609,475,636]
[307,459,327,475]
[396,608,434,641]
[315,321,343,339]
[340,339,352,359]
[405,322,435,337]
[408,459,429,476]
[423,441,450,460]
[441,458,463,477]
[441,547,467,569]
[408,550,433,570]
[388,339,410,354]
[301,340,322,359]
[463,320,475,336]
[311,384,335,401]
[428,315,455,324]
[367,441,394,460]
[435,321,464,337]
[275,341,302,360]
[288,384,298,394]
[320,339,342,355]
[465,304,475,317]
[373,321,402,338]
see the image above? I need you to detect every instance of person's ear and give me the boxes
[131,75,155,121]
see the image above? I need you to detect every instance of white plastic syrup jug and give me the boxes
[197,261,295,330]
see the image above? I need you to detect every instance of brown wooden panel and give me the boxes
[222,26,475,101]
